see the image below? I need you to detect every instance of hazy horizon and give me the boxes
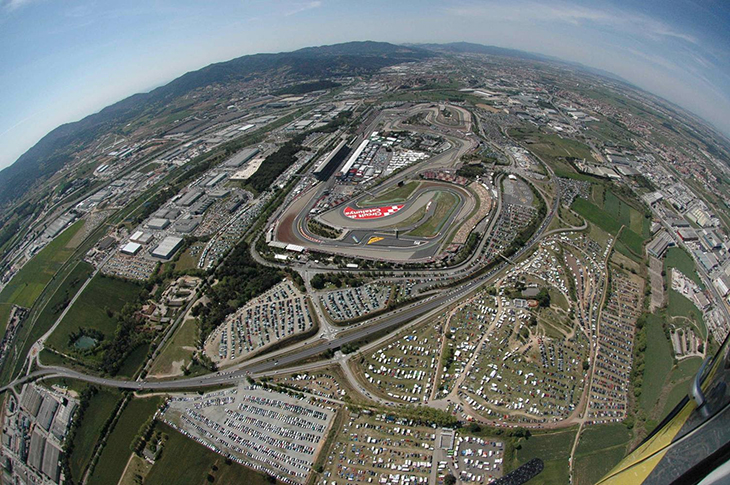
[1,0,729,170]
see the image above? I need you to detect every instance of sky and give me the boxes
[1,0,729,169]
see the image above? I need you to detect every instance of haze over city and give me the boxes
[1,0,729,169]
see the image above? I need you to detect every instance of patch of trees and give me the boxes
[61,385,98,483]
[341,342,359,354]
[536,288,551,308]
[631,313,648,400]
[456,163,489,180]
[247,137,306,193]
[100,302,149,375]
[193,241,284,343]
[310,272,364,290]
[634,174,655,191]
[396,405,460,428]
[247,112,351,193]
[131,416,157,455]
[441,345,455,369]
[0,220,20,250]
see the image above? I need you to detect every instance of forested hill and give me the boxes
[0,41,433,207]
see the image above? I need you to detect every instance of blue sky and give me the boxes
[1,0,729,169]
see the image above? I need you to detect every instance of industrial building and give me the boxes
[43,213,75,239]
[130,231,154,244]
[98,236,116,250]
[147,218,170,230]
[223,147,259,168]
[173,218,200,234]
[152,236,184,259]
[177,189,203,207]
[121,242,142,255]
[206,173,227,187]
[647,231,674,258]
[209,188,231,198]
[677,227,699,242]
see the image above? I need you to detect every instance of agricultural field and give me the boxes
[88,396,164,485]
[15,260,94,370]
[661,357,702,417]
[145,423,272,485]
[0,220,85,333]
[574,423,632,485]
[509,127,597,181]
[115,342,151,378]
[571,197,646,256]
[67,388,123,482]
[512,428,577,484]
[639,314,674,415]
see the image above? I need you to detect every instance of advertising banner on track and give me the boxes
[343,204,404,220]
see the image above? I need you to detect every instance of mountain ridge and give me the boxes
[0,41,433,207]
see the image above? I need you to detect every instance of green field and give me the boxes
[115,342,151,378]
[572,198,645,255]
[509,128,598,181]
[0,220,85,333]
[661,357,702,416]
[639,314,674,415]
[46,274,142,362]
[664,247,702,287]
[666,290,706,338]
[146,422,272,485]
[174,244,201,272]
[88,396,164,485]
[407,191,458,237]
[148,316,198,377]
[68,388,123,482]
[363,181,420,205]
[513,428,577,484]
[574,423,632,485]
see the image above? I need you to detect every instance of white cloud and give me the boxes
[445,1,699,45]
[2,0,38,12]
[284,1,322,17]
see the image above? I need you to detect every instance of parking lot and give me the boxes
[161,385,336,484]
[318,411,437,485]
[587,271,643,422]
[205,279,314,364]
[320,283,391,322]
